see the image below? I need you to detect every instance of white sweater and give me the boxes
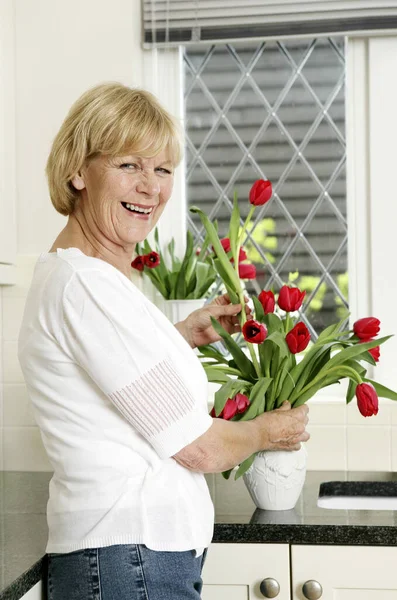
[18,248,214,554]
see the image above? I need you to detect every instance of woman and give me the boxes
[18,82,309,600]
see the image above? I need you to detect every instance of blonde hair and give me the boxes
[46,82,183,215]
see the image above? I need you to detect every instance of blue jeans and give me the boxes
[47,544,208,600]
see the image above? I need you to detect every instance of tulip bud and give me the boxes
[353,317,381,341]
[211,398,239,420]
[286,322,311,354]
[219,238,247,262]
[278,285,306,312]
[238,263,256,280]
[258,290,275,314]
[242,319,267,344]
[369,346,380,362]
[131,255,145,272]
[356,383,379,417]
[249,180,273,206]
[222,398,238,420]
[234,393,250,414]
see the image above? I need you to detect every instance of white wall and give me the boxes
[1,3,397,471]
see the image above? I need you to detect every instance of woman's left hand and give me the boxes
[177,294,252,348]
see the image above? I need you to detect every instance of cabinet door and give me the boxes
[202,543,290,600]
[292,545,397,599]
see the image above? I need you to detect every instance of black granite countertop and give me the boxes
[2,470,397,599]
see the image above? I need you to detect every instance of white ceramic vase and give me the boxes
[163,298,207,324]
[243,444,307,511]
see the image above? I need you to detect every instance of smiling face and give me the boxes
[71,150,174,251]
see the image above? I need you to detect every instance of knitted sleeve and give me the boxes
[59,269,212,459]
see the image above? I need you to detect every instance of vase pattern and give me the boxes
[243,445,307,511]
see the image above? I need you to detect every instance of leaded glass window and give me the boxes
[184,38,347,338]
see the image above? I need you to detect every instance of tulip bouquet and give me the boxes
[132,228,218,300]
[132,225,260,300]
[191,180,397,480]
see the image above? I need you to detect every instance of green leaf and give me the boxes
[198,344,229,365]
[229,192,241,261]
[210,317,257,380]
[252,296,265,323]
[239,377,272,421]
[317,317,348,343]
[291,347,331,400]
[277,340,335,402]
[266,331,289,357]
[346,379,357,404]
[175,230,194,298]
[264,313,284,334]
[190,261,210,299]
[364,379,397,401]
[190,206,241,290]
[258,340,272,376]
[323,336,392,372]
[196,230,211,261]
[359,350,377,366]
[202,367,231,384]
[213,258,240,303]
[293,377,336,406]
[194,271,217,299]
[214,379,249,416]
[234,453,256,479]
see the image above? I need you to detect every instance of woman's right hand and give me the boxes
[254,401,310,451]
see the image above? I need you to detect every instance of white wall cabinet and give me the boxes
[202,543,290,600]
[203,544,397,599]
[291,545,397,600]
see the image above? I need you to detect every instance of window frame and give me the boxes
[142,35,397,398]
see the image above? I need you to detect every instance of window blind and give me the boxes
[142,0,397,46]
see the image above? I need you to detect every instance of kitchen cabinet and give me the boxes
[291,545,397,599]
[202,543,290,599]
[203,544,397,599]
[21,581,44,599]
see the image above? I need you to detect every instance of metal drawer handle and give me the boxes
[260,577,280,598]
[302,580,323,599]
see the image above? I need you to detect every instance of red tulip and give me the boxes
[131,255,145,271]
[144,251,161,268]
[219,238,247,262]
[210,398,238,420]
[278,285,306,312]
[249,179,273,206]
[234,393,250,414]
[356,383,379,417]
[368,346,380,362]
[286,322,311,354]
[238,263,256,280]
[242,319,267,344]
[353,317,381,341]
[258,290,275,314]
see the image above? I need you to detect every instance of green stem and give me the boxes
[284,312,291,334]
[235,205,255,262]
[290,365,362,403]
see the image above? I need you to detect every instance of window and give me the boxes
[184,37,347,338]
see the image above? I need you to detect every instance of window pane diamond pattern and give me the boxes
[184,38,347,337]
